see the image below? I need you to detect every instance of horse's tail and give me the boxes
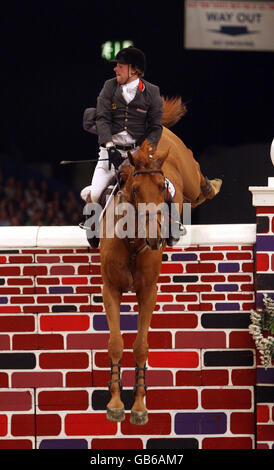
[162,96,187,128]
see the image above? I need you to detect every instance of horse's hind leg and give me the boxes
[131,283,157,425]
[102,284,125,422]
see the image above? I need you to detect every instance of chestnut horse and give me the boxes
[99,98,222,425]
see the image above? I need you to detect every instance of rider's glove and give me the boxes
[106,145,124,170]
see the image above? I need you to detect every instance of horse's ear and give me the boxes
[128,150,135,167]
[155,148,169,168]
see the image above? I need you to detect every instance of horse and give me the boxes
[99,97,222,425]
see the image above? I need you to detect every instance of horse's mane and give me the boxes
[162,96,187,128]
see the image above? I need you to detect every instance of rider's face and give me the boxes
[114,62,137,84]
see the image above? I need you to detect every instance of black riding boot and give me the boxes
[165,198,186,246]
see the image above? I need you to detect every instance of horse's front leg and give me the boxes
[131,282,157,425]
[102,284,125,422]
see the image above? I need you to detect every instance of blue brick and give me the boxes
[214,284,239,292]
[175,412,227,435]
[218,263,240,273]
[215,302,240,311]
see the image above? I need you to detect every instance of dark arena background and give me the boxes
[0,0,273,456]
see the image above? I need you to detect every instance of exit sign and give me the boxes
[101,40,133,61]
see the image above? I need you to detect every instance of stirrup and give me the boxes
[108,360,123,391]
[133,363,147,396]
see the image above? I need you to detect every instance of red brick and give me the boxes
[186,284,212,292]
[0,266,21,276]
[150,313,198,329]
[23,266,48,276]
[40,315,90,332]
[0,315,35,332]
[88,265,101,275]
[0,335,10,350]
[12,334,64,350]
[36,255,60,263]
[202,370,229,386]
[65,413,117,435]
[92,438,143,449]
[175,294,198,302]
[0,439,33,449]
[76,286,101,294]
[64,295,89,304]
[255,254,269,272]
[147,389,197,410]
[23,305,49,313]
[95,351,134,368]
[62,255,90,263]
[185,264,199,273]
[227,293,254,300]
[66,372,92,387]
[257,425,274,441]
[201,294,225,301]
[242,262,254,272]
[8,277,34,286]
[0,414,7,436]
[11,414,34,436]
[229,331,255,348]
[122,369,173,387]
[36,414,62,436]
[176,371,202,386]
[160,264,183,274]
[0,304,22,312]
[202,437,252,449]
[92,370,110,387]
[0,256,7,263]
[148,351,199,368]
[202,388,252,409]
[199,263,217,273]
[227,275,252,282]
[37,295,61,304]
[39,352,90,369]
[0,373,9,387]
[67,333,109,350]
[123,332,172,349]
[61,277,88,285]
[38,390,89,411]
[175,331,226,349]
[200,253,224,260]
[160,285,184,292]
[213,245,239,251]
[201,275,225,282]
[9,255,34,263]
[257,405,270,423]
[36,277,60,285]
[121,413,171,435]
[0,287,20,294]
[227,252,252,260]
[230,412,254,434]
[12,372,63,388]
[10,296,35,304]
[50,266,75,275]
[0,391,33,411]
[162,304,185,311]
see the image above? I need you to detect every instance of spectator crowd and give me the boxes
[0,168,83,227]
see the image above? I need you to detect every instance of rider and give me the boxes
[80,46,183,246]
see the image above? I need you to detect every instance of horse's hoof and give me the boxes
[106,406,125,422]
[130,410,148,426]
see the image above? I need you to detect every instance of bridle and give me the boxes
[116,166,169,254]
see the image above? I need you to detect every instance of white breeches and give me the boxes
[80,146,138,203]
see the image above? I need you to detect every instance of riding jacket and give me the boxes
[95,78,163,148]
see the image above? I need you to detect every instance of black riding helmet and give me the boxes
[112,46,146,76]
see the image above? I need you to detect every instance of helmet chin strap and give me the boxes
[125,64,138,84]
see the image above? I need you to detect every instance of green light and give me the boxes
[101,40,133,61]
